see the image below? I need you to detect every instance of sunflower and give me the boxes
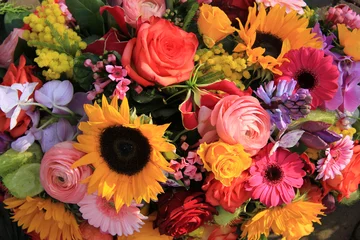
[241,199,326,240]
[72,96,175,211]
[234,3,322,75]
[3,197,81,240]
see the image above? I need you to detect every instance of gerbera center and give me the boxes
[99,126,151,176]
[296,70,318,90]
[253,32,283,59]
[264,164,284,184]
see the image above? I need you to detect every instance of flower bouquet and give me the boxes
[1,0,360,239]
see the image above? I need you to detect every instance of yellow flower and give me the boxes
[338,24,360,61]
[234,3,322,75]
[197,4,235,48]
[72,96,176,211]
[241,200,326,240]
[117,213,172,240]
[197,141,251,186]
[4,197,81,240]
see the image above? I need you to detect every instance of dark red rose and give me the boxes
[211,0,256,24]
[154,189,217,238]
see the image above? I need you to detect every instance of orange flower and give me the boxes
[197,4,235,48]
[322,144,360,200]
[0,55,42,138]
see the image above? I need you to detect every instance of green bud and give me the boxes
[3,163,44,198]
[0,143,43,177]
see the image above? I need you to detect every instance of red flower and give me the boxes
[202,172,251,213]
[84,28,128,56]
[154,189,217,238]
[0,55,42,138]
[211,0,255,24]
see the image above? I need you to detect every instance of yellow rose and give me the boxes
[338,24,360,61]
[197,4,235,48]
[197,141,252,186]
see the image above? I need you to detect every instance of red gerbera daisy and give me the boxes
[277,47,339,108]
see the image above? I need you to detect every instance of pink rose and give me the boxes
[0,28,23,68]
[202,172,251,213]
[40,141,92,204]
[123,0,166,27]
[121,17,198,87]
[210,95,271,156]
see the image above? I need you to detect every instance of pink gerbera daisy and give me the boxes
[246,144,306,207]
[316,135,353,181]
[276,47,339,109]
[255,0,307,14]
[78,193,147,236]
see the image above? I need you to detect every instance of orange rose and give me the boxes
[121,17,198,87]
[322,144,360,200]
[0,55,42,138]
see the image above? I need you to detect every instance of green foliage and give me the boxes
[3,163,44,198]
[73,53,100,90]
[4,11,31,35]
[0,144,43,178]
[340,190,360,206]
[182,0,199,31]
[66,0,105,36]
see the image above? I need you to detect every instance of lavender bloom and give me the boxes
[39,118,76,152]
[0,133,12,154]
[11,111,42,153]
[34,80,74,114]
[256,80,312,130]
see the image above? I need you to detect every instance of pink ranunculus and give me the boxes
[0,28,24,68]
[210,95,271,156]
[122,0,166,28]
[40,141,92,204]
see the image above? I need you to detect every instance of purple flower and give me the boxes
[66,92,92,116]
[39,118,76,152]
[11,111,42,152]
[34,80,74,114]
[0,133,12,154]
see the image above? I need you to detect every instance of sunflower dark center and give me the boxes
[253,32,283,58]
[264,164,284,184]
[296,71,317,90]
[99,126,151,176]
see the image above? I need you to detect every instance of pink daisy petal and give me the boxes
[78,193,147,236]
[246,143,306,207]
[316,136,354,181]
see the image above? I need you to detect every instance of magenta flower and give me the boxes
[316,135,354,181]
[105,65,127,81]
[246,143,306,207]
[113,78,131,100]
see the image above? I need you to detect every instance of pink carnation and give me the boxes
[123,0,166,28]
[40,141,92,204]
[210,95,271,156]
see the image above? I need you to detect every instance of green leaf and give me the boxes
[0,143,43,178]
[13,37,36,64]
[213,206,242,226]
[73,53,100,90]
[182,1,199,31]
[3,163,44,198]
[4,11,30,35]
[131,87,164,104]
[289,109,337,129]
[340,190,360,206]
[66,0,105,36]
